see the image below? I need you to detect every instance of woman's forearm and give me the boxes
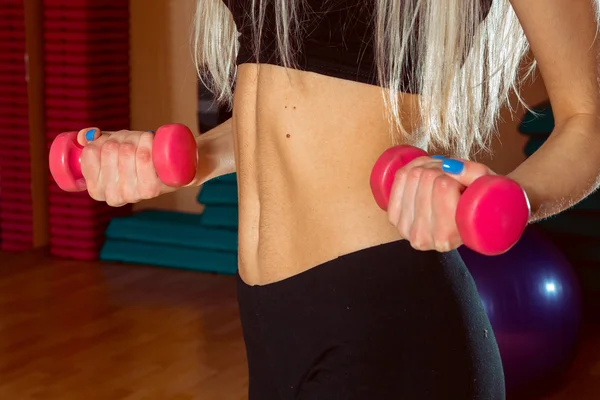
[508,113,600,222]
[193,118,236,185]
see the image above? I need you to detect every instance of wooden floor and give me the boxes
[0,250,599,400]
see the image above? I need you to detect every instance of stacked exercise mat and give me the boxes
[44,0,131,260]
[100,174,239,275]
[520,103,600,309]
[99,79,238,274]
[0,0,33,251]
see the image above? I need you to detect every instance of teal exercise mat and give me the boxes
[197,181,238,205]
[211,173,237,184]
[200,205,238,229]
[537,211,600,238]
[100,239,238,275]
[523,136,547,157]
[104,209,237,253]
[124,208,203,224]
[518,104,554,135]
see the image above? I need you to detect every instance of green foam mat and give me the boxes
[200,205,238,229]
[100,239,237,275]
[518,105,554,135]
[104,209,237,253]
[524,136,547,157]
[198,181,238,206]
[537,211,600,238]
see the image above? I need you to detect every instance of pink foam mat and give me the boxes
[44,41,129,55]
[0,190,31,201]
[45,96,129,110]
[0,42,25,53]
[0,107,28,118]
[45,86,129,100]
[49,214,114,230]
[45,74,129,88]
[44,19,129,32]
[0,180,34,191]
[0,30,25,41]
[0,212,33,224]
[49,246,99,261]
[1,241,34,252]
[50,223,107,238]
[44,63,129,77]
[0,219,33,233]
[0,134,31,145]
[45,51,129,66]
[43,0,128,9]
[1,170,32,181]
[0,52,25,62]
[50,202,117,215]
[0,97,28,108]
[0,117,28,128]
[43,31,128,44]
[45,118,130,134]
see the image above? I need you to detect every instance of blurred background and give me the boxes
[0,0,598,399]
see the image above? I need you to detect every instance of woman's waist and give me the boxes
[232,113,404,283]
[231,64,419,284]
[236,177,403,285]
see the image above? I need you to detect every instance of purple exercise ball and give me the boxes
[458,227,582,392]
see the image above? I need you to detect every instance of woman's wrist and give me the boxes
[507,113,600,222]
[192,118,236,186]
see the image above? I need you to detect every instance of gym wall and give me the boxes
[130,0,203,214]
[481,67,549,175]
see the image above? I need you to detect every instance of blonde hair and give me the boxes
[193,0,534,158]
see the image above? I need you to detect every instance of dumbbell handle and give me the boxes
[370,146,530,255]
[49,123,198,192]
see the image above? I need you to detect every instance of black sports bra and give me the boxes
[225,1,492,92]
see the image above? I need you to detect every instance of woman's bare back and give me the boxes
[233,64,421,285]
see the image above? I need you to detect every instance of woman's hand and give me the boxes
[76,127,179,207]
[387,156,494,252]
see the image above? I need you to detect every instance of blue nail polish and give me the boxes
[431,155,445,160]
[146,130,155,134]
[85,129,97,142]
[442,159,464,174]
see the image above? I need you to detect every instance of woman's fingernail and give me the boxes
[146,130,155,134]
[442,159,464,174]
[75,178,87,191]
[431,155,445,160]
[85,129,97,142]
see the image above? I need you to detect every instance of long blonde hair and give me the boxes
[193,0,533,158]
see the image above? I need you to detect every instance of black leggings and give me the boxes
[237,241,505,399]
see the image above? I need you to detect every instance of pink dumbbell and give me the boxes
[49,123,198,192]
[370,145,530,256]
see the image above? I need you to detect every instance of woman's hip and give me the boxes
[237,240,505,399]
